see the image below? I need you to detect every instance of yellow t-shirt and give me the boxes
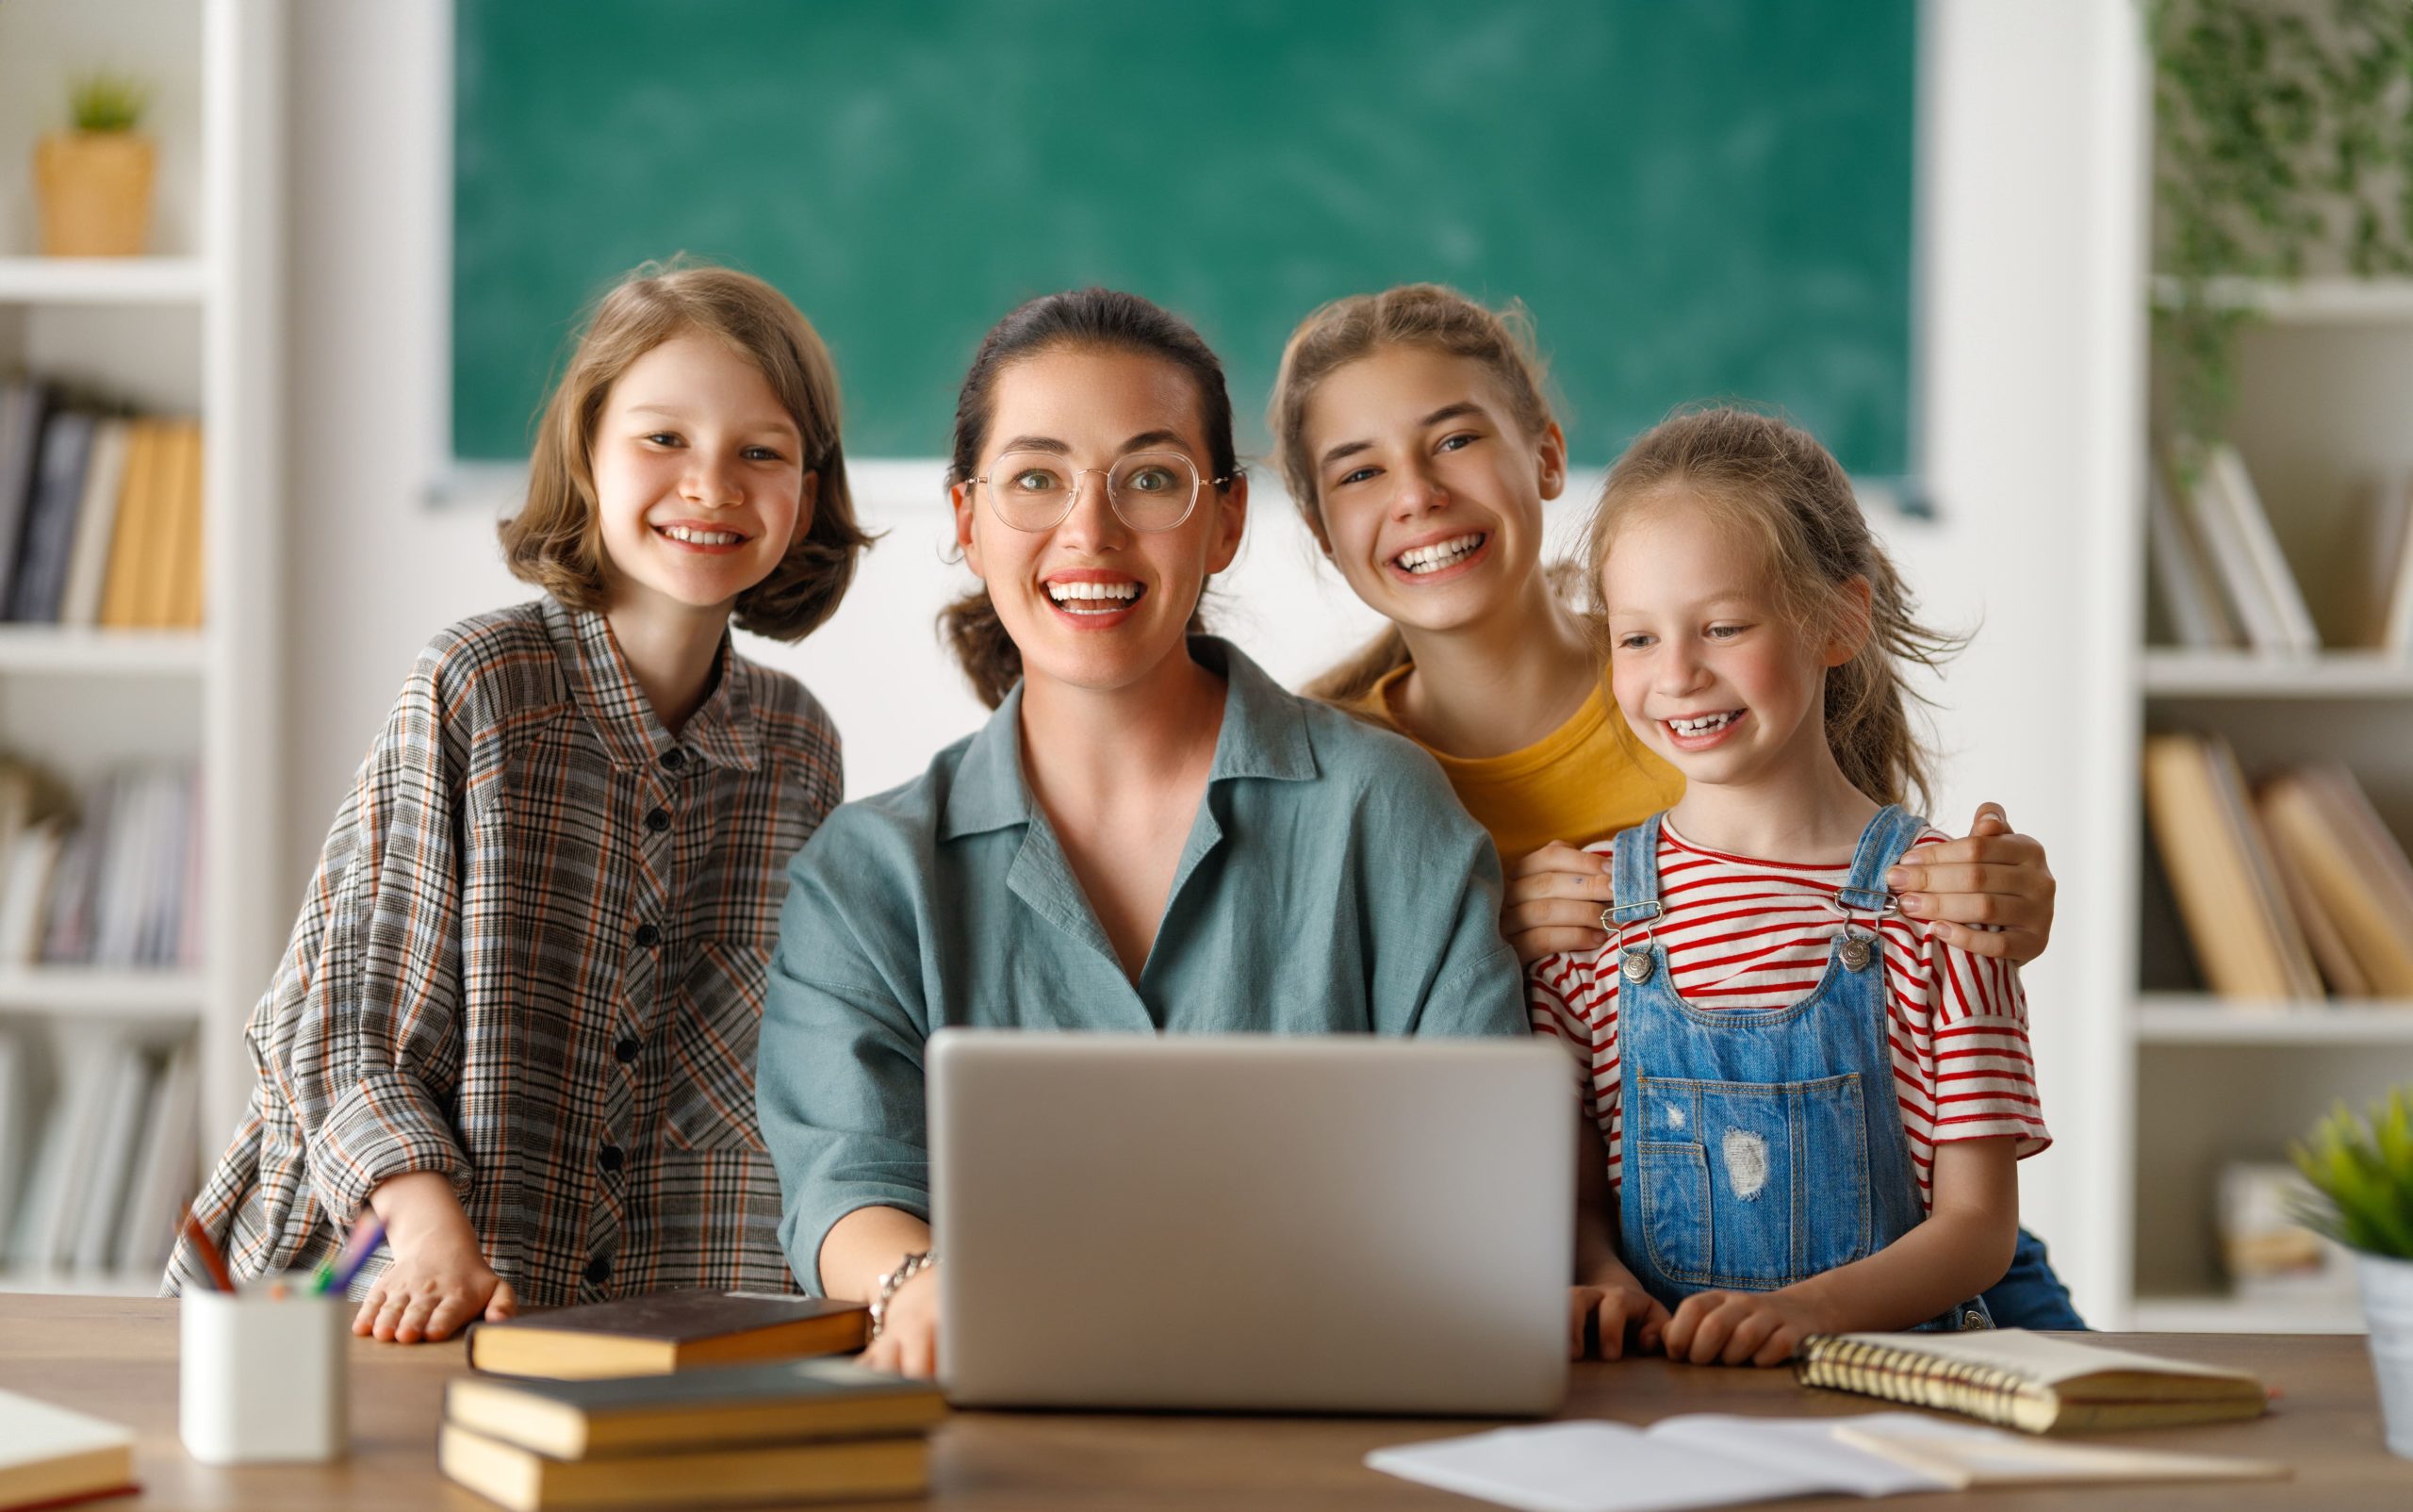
[1348,664,1684,862]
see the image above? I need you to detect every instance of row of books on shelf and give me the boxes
[0,376,205,631]
[2142,733,2413,1001]
[2147,441,2413,656]
[0,1028,198,1277]
[0,758,201,970]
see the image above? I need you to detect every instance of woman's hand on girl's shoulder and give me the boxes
[1504,842,1617,967]
[1568,1280,1669,1360]
[1884,803,2055,965]
[1661,1288,1831,1368]
[860,1265,940,1380]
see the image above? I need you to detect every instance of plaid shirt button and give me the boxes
[615,1036,641,1063]
[599,1142,625,1174]
[646,807,671,831]
[584,1256,612,1285]
[634,923,661,948]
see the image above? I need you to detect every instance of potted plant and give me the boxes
[34,73,156,257]
[2293,1089,2413,1458]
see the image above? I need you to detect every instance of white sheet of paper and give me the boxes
[1364,1415,1951,1512]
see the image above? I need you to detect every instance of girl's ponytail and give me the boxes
[1299,625,1413,706]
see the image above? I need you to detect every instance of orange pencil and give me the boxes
[176,1204,237,1292]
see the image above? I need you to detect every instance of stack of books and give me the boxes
[2143,735,2413,1000]
[0,378,205,632]
[440,1356,944,1510]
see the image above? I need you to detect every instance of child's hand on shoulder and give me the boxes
[1662,1287,1830,1368]
[353,1172,518,1343]
[1568,1280,1670,1360]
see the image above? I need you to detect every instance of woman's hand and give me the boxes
[1662,1287,1832,1368]
[859,1264,940,1379]
[1886,803,2055,964]
[1568,1279,1670,1360]
[353,1172,517,1343]
[1503,842,1617,966]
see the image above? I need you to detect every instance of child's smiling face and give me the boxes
[1299,346,1564,636]
[1600,492,1856,793]
[591,331,814,621]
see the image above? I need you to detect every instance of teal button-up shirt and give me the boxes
[756,638,1524,1290]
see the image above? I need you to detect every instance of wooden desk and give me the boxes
[4,1297,2408,1510]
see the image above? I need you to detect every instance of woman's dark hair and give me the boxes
[939,288,1239,708]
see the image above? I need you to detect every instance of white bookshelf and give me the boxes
[2115,257,2413,1325]
[2141,649,2413,698]
[2149,273,2413,323]
[0,256,206,305]
[0,0,284,1294]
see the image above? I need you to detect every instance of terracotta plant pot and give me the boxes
[34,131,156,256]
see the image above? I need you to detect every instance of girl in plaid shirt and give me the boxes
[168,262,872,1341]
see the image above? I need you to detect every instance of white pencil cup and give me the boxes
[179,1280,350,1463]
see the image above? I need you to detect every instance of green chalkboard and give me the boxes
[454,0,1918,478]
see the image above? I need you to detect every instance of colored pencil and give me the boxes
[175,1204,236,1292]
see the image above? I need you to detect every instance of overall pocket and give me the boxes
[1634,1073,1871,1290]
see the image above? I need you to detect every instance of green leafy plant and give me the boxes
[2291,1088,2413,1260]
[2149,0,2413,459]
[67,72,152,135]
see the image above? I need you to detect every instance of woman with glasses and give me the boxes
[754,288,1526,1379]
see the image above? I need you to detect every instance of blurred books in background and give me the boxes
[2148,442,2413,657]
[0,376,205,633]
[0,757,202,973]
[0,1032,198,1280]
[2216,1161,2357,1310]
[2142,735,2413,1001]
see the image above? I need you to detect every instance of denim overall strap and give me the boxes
[1607,815,1666,928]
[1615,806,1989,1331]
[1836,804,1924,914]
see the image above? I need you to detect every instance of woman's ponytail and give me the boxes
[940,587,1025,711]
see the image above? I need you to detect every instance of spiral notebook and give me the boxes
[1793,1329,2269,1434]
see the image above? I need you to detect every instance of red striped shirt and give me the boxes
[1527,822,2049,1209]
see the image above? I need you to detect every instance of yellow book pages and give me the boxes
[2265,769,2413,995]
[438,1423,927,1511]
[96,420,159,629]
[2142,733,2291,999]
[2204,737,2323,1000]
[2258,792,2374,997]
[161,421,205,628]
[137,421,198,629]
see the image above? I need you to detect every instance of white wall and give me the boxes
[282,2,2141,1313]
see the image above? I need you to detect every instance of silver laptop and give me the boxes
[929,1030,1571,1415]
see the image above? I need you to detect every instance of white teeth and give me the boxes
[1395,533,1485,573]
[1046,581,1141,607]
[661,525,744,546]
[1668,711,1740,736]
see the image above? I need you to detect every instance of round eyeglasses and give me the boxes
[970,451,1232,534]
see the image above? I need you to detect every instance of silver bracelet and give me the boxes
[868,1250,935,1341]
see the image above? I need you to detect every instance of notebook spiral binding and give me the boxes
[1793,1335,2051,1430]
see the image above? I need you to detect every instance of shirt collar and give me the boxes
[939,635,1318,841]
[544,597,760,773]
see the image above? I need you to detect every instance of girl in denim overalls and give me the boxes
[1531,407,2051,1368]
